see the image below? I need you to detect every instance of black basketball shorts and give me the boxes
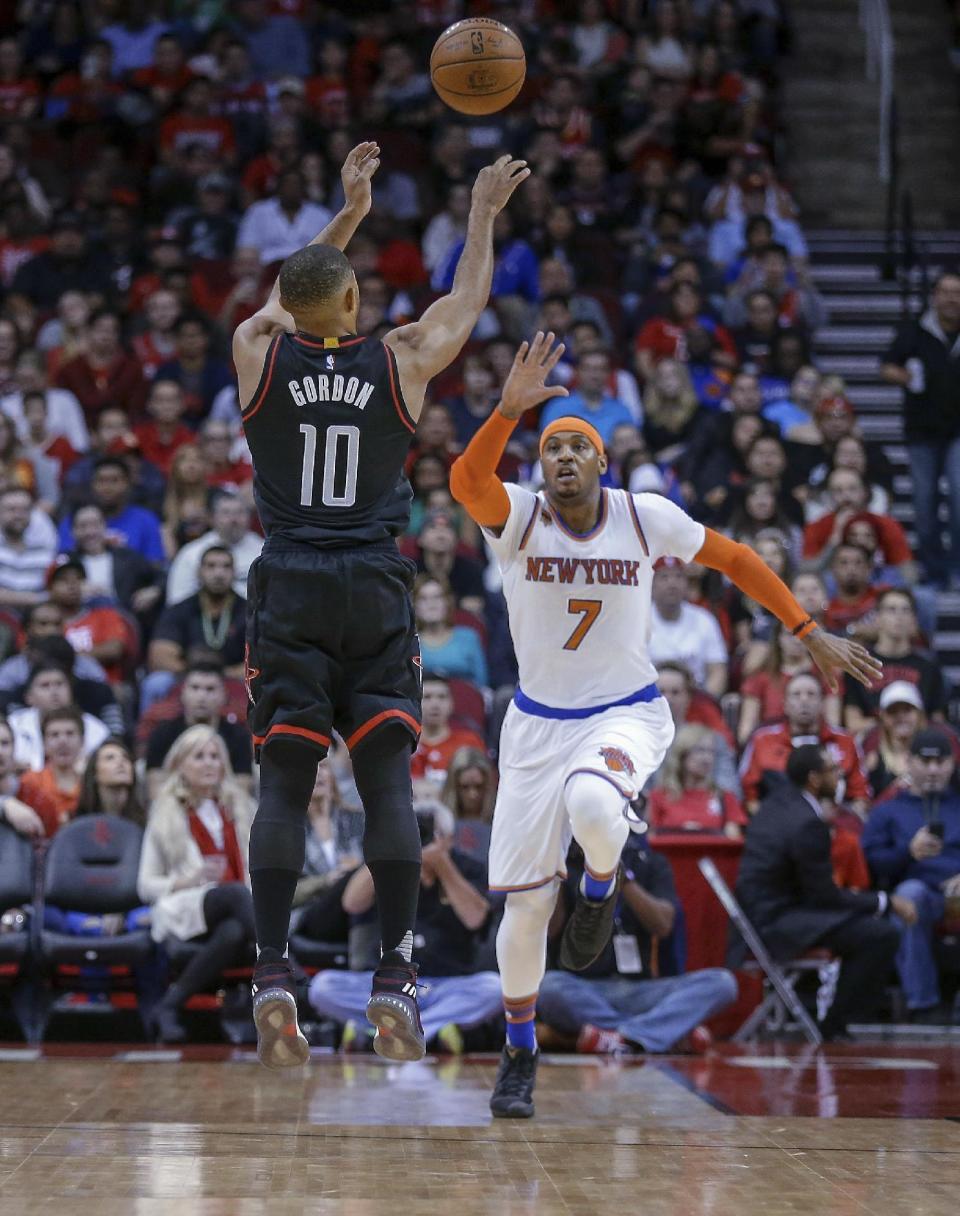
[245,541,421,757]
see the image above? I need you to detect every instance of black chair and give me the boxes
[0,822,37,1040]
[36,816,156,1040]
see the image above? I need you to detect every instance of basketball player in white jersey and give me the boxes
[450,333,882,1118]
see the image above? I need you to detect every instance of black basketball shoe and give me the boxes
[490,1045,539,1118]
[366,950,425,1062]
[559,867,623,972]
[252,950,310,1070]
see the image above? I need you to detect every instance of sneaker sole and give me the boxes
[490,1100,535,1119]
[366,995,425,1062]
[253,989,310,1070]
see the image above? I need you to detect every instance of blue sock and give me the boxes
[504,995,537,1052]
[582,869,615,901]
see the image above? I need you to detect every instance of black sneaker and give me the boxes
[558,867,622,972]
[490,1045,539,1118]
[252,950,310,1070]
[366,950,425,1062]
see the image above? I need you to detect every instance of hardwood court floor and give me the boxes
[1,1042,959,1215]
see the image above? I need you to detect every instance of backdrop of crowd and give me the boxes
[1,0,959,1048]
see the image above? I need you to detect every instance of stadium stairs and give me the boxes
[806,229,960,697]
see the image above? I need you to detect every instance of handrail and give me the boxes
[859,0,895,183]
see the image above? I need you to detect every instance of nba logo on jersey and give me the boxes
[326,354,335,369]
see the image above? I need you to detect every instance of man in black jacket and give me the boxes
[734,744,915,1038]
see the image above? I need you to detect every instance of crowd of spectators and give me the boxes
[0,0,957,1047]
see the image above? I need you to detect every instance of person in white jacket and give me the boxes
[137,724,256,1043]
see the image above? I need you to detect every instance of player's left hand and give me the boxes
[803,628,883,693]
[341,142,380,216]
[498,331,569,419]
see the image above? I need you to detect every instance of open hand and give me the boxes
[499,331,569,420]
[341,141,380,216]
[472,154,530,216]
[803,628,883,693]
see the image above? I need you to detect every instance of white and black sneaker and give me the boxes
[365,950,425,1062]
[490,1045,539,1119]
[252,950,310,1070]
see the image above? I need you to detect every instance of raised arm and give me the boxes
[232,142,381,403]
[384,155,530,419]
[695,529,883,692]
[449,332,567,533]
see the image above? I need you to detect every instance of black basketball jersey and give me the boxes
[241,331,416,547]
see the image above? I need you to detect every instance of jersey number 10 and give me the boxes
[299,423,360,508]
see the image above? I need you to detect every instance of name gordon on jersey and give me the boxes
[287,374,375,410]
[525,556,643,586]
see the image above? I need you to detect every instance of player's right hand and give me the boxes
[499,331,569,419]
[472,154,530,216]
[341,141,380,216]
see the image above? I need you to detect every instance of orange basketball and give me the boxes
[430,18,526,116]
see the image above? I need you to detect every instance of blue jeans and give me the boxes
[892,878,946,1010]
[538,968,738,1053]
[308,969,503,1041]
[907,437,960,584]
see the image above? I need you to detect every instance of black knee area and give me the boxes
[249,738,319,874]
[352,722,420,865]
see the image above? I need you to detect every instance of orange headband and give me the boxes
[539,416,605,458]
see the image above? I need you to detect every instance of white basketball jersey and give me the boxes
[484,484,705,710]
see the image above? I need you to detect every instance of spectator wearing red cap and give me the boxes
[739,672,870,817]
[649,557,728,698]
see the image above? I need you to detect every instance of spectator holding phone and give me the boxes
[862,729,960,1021]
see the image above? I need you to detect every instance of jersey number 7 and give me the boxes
[563,598,602,651]
[299,424,360,508]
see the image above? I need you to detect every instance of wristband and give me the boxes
[792,617,818,640]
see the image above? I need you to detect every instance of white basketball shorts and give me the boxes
[488,695,675,892]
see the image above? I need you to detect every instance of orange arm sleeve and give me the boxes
[448,410,517,528]
[696,529,817,638]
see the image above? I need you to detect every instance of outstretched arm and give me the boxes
[232,143,380,402]
[384,155,530,420]
[450,332,567,532]
[696,530,883,692]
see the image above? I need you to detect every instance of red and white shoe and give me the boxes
[675,1024,713,1055]
[576,1023,627,1055]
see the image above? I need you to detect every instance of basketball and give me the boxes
[430,18,526,116]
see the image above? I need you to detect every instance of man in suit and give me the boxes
[734,744,915,1038]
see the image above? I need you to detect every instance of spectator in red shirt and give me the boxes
[47,558,137,686]
[410,675,485,788]
[18,706,86,836]
[134,379,193,478]
[823,542,886,639]
[56,310,148,422]
[132,288,181,380]
[635,281,737,381]
[240,115,301,205]
[21,391,80,484]
[803,466,912,569]
[648,724,748,838]
[198,420,253,501]
[740,672,870,816]
[217,38,267,131]
[45,39,125,125]
[159,77,236,168]
[190,244,267,332]
[738,622,839,746]
[131,32,194,110]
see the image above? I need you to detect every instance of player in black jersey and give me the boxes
[233,142,530,1067]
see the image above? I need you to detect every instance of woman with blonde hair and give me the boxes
[641,358,702,459]
[137,724,256,1042]
[162,443,211,557]
[648,724,747,838]
[441,746,496,862]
